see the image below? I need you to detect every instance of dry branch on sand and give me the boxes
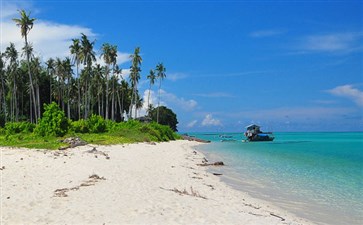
[160,186,207,199]
[53,174,106,197]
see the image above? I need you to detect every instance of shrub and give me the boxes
[149,122,175,141]
[4,122,35,135]
[35,102,70,137]
[87,114,107,133]
[71,119,89,133]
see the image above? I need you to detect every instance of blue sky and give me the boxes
[1,0,362,132]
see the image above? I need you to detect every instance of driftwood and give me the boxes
[270,213,285,221]
[212,173,223,176]
[197,161,224,166]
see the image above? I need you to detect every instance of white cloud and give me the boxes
[161,90,197,111]
[187,120,198,128]
[249,29,285,38]
[167,72,188,81]
[139,89,197,116]
[227,106,356,122]
[1,18,96,60]
[299,32,363,53]
[1,4,130,66]
[201,114,222,127]
[327,85,363,107]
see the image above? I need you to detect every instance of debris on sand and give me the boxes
[197,161,224,166]
[86,147,110,160]
[53,174,106,197]
[59,137,87,150]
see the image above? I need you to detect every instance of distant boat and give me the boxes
[244,124,274,142]
[219,134,237,142]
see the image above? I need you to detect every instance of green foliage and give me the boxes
[87,114,107,133]
[71,119,89,133]
[35,102,70,137]
[4,121,35,135]
[149,106,178,131]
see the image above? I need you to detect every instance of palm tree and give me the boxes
[0,53,7,122]
[4,43,19,121]
[100,43,117,120]
[30,57,42,122]
[45,58,55,103]
[92,64,104,116]
[62,57,73,119]
[113,64,121,120]
[155,63,166,123]
[69,38,82,119]
[79,33,96,118]
[129,47,142,119]
[13,9,38,123]
[146,69,156,115]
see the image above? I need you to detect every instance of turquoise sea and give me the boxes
[191,132,363,225]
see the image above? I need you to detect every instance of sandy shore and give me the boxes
[0,140,314,225]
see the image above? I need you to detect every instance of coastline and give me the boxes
[1,140,314,224]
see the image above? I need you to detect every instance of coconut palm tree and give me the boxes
[4,43,19,121]
[112,64,121,120]
[79,33,96,119]
[0,53,7,122]
[146,69,156,115]
[100,43,117,120]
[129,47,142,119]
[13,9,38,123]
[69,38,82,119]
[155,63,166,123]
[45,58,55,104]
[62,57,73,119]
[92,64,104,116]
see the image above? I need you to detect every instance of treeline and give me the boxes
[0,10,167,127]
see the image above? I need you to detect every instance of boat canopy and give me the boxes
[245,124,260,130]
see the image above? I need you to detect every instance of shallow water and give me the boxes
[193,132,363,225]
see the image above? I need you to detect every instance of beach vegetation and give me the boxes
[149,106,178,132]
[4,121,35,135]
[34,102,70,137]
[0,9,181,149]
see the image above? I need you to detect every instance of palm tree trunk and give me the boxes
[36,82,40,119]
[105,67,109,120]
[98,92,101,115]
[111,79,115,121]
[0,72,7,122]
[77,64,81,120]
[147,83,151,115]
[117,90,122,121]
[157,79,162,123]
[67,77,71,119]
[25,35,38,123]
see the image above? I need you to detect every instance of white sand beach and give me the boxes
[0,140,314,225]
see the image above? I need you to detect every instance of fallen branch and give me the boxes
[160,186,207,199]
[270,213,285,221]
[53,174,106,197]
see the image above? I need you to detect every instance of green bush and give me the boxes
[112,120,142,131]
[71,119,89,133]
[149,122,175,141]
[4,122,35,135]
[87,114,107,133]
[35,102,70,137]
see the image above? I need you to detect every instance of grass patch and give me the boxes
[0,121,181,150]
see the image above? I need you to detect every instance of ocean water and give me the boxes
[192,132,363,225]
